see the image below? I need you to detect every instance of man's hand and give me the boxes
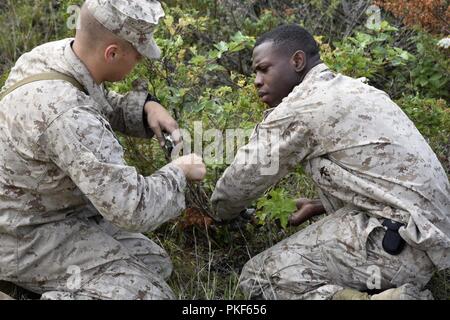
[288,198,326,226]
[172,154,207,182]
[144,101,181,147]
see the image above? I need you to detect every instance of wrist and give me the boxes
[144,101,160,113]
[144,93,161,113]
[145,93,161,105]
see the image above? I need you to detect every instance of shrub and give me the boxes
[398,95,450,173]
[256,188,297,229]
[409,32,450,100]
[320,20,414,98]
[375,0,449,34]
[0,0,75,76]
[321,20,449,100]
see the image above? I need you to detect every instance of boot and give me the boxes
[333,283,434,300]
[0,291,14,300]
[370,283,434,300]
[332,288,370,300]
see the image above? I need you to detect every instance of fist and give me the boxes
[172,154,207,182]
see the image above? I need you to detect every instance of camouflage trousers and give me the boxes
[239,207,435,300]
[11,216,175,300]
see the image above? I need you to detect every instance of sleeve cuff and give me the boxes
[157,163,187,193]
[121,79,154,138]
[142,93,161,136]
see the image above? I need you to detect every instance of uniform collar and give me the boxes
[263,107,276,119]
[63,39,113,115]
[302,63,330,84]
[264,63,330,117]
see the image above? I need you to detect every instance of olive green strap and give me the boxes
[0,72,87,101]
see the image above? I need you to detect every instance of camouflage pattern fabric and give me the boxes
[0,38,186,299]
[85,0,165,59]
[239,207,434,299]
[211,63,450,299]
[17,216,175,300]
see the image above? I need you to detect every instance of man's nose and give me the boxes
[254,73,263,88]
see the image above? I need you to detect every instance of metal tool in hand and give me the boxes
[241,208,256,220]
[163,133,175,161]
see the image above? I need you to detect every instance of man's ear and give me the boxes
[104,44,119,64]
[291,50,306,73]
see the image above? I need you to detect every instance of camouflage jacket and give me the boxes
[0,38,187,234]
[211,63,450,270]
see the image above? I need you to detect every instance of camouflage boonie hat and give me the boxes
[85,0,165,59]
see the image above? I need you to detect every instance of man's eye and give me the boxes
[253,66,268,74]
[260,66,268,72]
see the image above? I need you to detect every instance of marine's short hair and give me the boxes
[78,3,134,53]
[255,24,320,59]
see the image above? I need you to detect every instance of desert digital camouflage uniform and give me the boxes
[211,63,450,299]
[0,0,187,300]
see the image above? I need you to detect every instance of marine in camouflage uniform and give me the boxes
[0,0,187,299]
[211,25,450,300]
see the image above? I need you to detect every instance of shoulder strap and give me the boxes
[0,72,87,101]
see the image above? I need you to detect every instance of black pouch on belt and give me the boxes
[382,219,406,255]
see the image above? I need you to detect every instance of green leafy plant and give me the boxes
[256,189,297,229]
[410,32,450,100]
[400,95,449,140]
[321,20,414,97]
[0,0,76,76]
[398,95,450,172]
[0,71,8,88]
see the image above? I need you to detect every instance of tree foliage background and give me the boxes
[0,0,449,299]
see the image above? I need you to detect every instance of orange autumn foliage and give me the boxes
[179,207,214,229]
[375,0,449,34]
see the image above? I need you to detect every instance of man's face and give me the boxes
[252,41,301,108]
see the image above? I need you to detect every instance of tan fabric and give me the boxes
[84,0,164,59]
[239,207,434,300]
[0,39,186,299]
[0,72,86,101]
[15,217,175,300]
[212,63,450,271]
[0,291,14,300]
[370,283,434,300]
